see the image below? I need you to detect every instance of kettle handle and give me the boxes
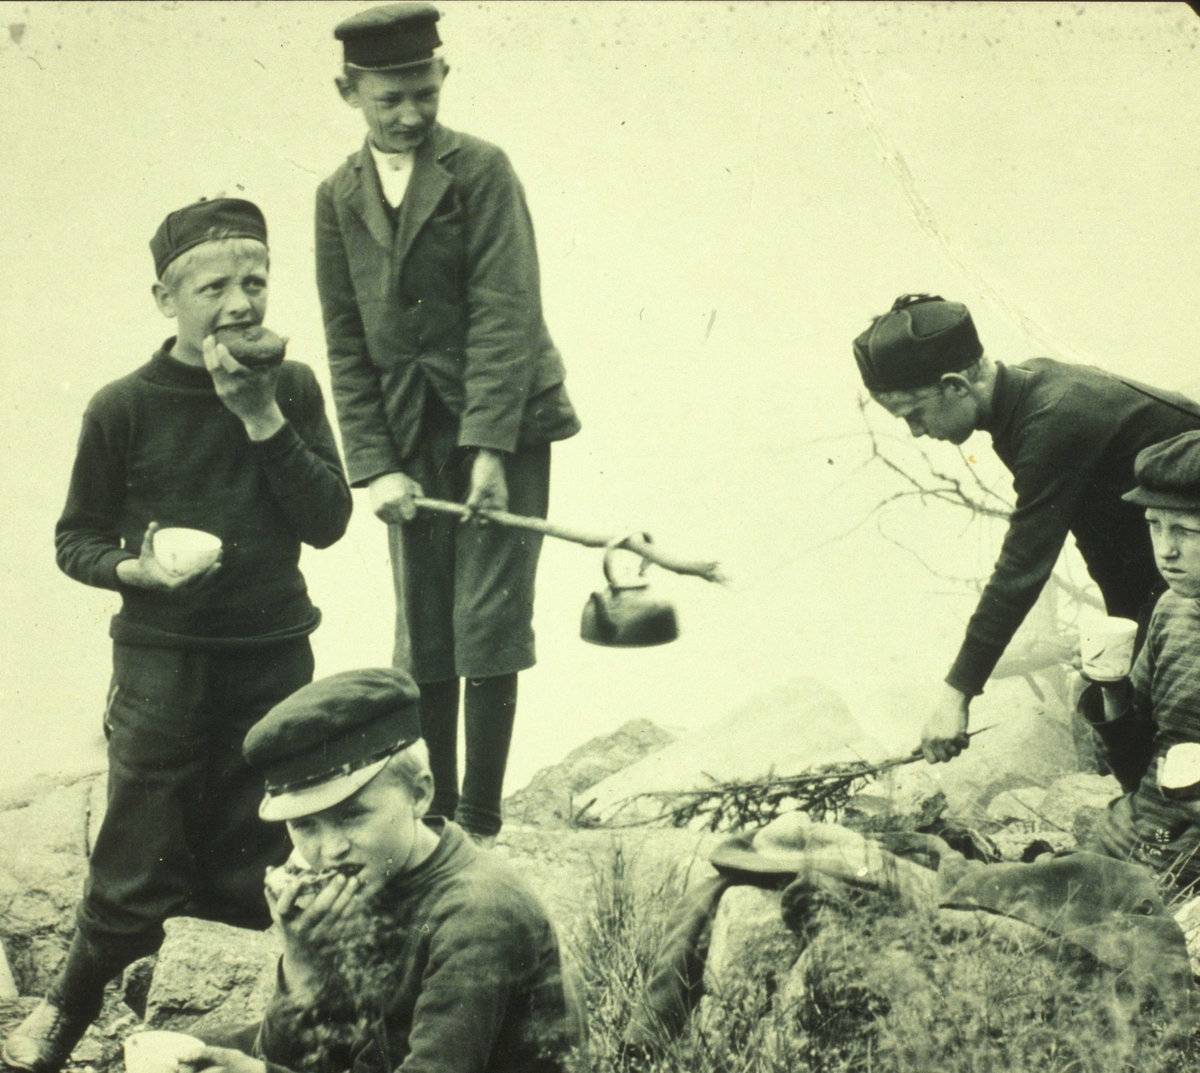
[603,532,654,591]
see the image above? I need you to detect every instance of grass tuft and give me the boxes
[567,845,1200,1073]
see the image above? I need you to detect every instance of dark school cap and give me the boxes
[150,198,267,279]
[854,294,984,393]
[244,668,422,822]
[335,3,441,71]
[1122,431,1200,511]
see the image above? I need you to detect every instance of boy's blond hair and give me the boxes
[160,235,269,294]
[380,738,433,797]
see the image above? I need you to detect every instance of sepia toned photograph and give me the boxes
[2,2,1200,1070]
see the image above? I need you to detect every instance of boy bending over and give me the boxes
[4,199,352,1073]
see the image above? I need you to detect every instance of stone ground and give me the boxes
[0,700,1148,1072]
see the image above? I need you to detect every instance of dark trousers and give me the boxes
[419,675,517,837]
[387,396,551,836]
[390,395,550,683]
[1087,793,1200,894]
[76,638,312,966]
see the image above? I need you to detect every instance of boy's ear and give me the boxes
[411,772,435,820]
[335,76,360,106]
[152,281,176,319]
[939,372,972,397]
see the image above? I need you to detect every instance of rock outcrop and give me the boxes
[504,719,679,827]
[580,678,880,825]
[0,770,104,995]
[144,918,278,1033]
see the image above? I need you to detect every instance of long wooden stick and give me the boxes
[413,496,727,584]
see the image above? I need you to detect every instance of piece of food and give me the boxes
[214,324,289,367]
[264,857,361,917]
[1161,742,1200,800]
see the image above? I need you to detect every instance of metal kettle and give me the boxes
[580,533,679,648]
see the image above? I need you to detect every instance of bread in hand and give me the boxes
[215,324,289,367]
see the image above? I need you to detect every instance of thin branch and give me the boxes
[874,519,988,590]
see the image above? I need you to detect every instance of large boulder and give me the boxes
[703,886,799,995]
[144,918,278,1032]
[581,678,879,826]
[697,886,803,1046]
[1174,895,1200,977]
[985,772,1121,859]
[504,719,679,827]
[0,772,102,995]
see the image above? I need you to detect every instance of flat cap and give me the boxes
[335,3,441,71]
[150,198,267,279]
[1122,431,1200,511]
[244,668,422,822]
[854,294,983,393]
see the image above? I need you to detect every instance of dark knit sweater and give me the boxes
[1123,591,1200,836]
[947,359,1200,696]
[55,342,352,646]
[256,821,584,1073]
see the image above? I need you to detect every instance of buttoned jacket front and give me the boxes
[316,123,580,487]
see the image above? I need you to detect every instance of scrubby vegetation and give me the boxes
[568,845,1200,1073]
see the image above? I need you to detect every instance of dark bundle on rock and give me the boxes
[215,324,289,367]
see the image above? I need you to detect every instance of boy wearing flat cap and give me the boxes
[4,200,352,1073]
[1076,432,1200,889]
[854,294,1200,767]
[315,3,581,845]
[185,668,583,1073]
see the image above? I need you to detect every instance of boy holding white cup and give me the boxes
[4,199,352,1073]
[1079,431,1200,889]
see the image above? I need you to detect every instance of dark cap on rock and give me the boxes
[335,3,441,71]
[1122,431,1200,511]
[244,668,422,821]
[854,294,984,393]
[150,198,267,279]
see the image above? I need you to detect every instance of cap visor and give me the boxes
[344,56,439,72]
[1121,487,1200,510]
[259,756,390,822]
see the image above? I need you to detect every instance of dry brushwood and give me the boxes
[583,728,991,832]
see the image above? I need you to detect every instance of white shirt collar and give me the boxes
[368,142,415,209]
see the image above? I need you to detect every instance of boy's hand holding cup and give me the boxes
[1078,616,1139,683]
[116,522,222,592]
[124,1031,209,1073]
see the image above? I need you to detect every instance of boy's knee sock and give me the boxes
[46,932,127,1020]
[458,673,518,837]
[419,678,461,820]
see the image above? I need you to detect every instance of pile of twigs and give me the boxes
[582,728,990,833]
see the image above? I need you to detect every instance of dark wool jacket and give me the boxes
[315,125,580,488]
[948,359,1200,696]
[55,345,352,645]
[256,822,584,1073]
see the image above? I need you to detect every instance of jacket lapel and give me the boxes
[391,124,457,274]
[343,142,394,251]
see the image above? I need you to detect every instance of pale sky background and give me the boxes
[1,2,1198,793]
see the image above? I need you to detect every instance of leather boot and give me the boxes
[2,934,120,1073]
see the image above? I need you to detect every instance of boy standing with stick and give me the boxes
[316,3,580,845]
